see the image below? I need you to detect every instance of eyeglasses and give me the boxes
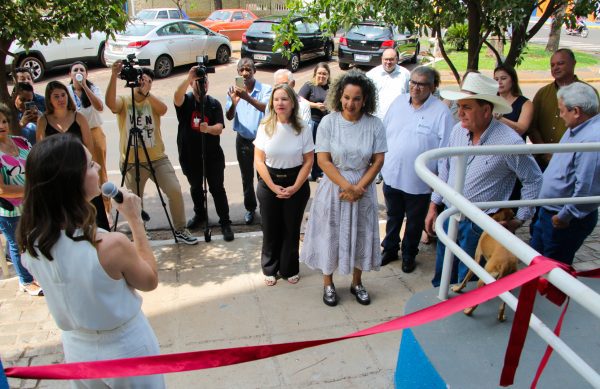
[409,80,431,89]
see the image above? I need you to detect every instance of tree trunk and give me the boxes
[0,39,19,135]
[435,23,460,85]
[466,1,482,71]
[545,3,567,52]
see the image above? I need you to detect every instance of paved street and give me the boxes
[1,43,600,388]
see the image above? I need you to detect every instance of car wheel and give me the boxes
[98,42,107,67]
[339,61,350,70]
[411,43,420,64]
[154,55,173,78]
[287,53,300,72]
[19,56,44,82]
[324,42,333,61]
[216,45,230,64]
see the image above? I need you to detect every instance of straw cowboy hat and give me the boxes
[440,72,512,115]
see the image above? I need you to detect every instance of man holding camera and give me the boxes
[174,66,234,241]
[106,60,198,245]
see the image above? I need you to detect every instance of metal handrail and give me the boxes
[414,142,600,387]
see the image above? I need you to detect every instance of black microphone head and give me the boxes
[101,182,119,199]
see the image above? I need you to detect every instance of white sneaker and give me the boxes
[175,229,199,245]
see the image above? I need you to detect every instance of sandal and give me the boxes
[287,274,300,284]
[19,281,44,296]
[264,275,277,286]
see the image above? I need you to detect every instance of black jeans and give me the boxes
[181,152,231,226]
[381,184,430,260]
[310,119,323,179]
[257,165,310,278]
[236,134,257,212]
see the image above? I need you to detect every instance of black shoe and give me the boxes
[187,214,206,229]
[244,210,255,225]
[350,284,371,305]
[402,257,416,273]
[221,224,234,242]
[381,250,399,266]
[323,284,338,307]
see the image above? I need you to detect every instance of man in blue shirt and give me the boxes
[531,82,600,265]
[13,82,40,145]
[225,58,272,224]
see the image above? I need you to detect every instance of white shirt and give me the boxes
[366,64,410,120]
[381,94,455,194]
[254,122,314,168]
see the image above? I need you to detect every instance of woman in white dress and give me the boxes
[19,134,165,388]
[301,69,387,307]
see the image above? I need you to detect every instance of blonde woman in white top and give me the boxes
[254,84,314,286]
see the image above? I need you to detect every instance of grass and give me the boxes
[427,43,599,71]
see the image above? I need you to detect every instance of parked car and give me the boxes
[338,22,419,69]
[201,9,258,41]
[241,15,334,72]
[135,8,189,20]
[6,32,107,82]
[104,20,232,78]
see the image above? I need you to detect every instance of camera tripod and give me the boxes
[113,78,178,242]
[194,75,212,242]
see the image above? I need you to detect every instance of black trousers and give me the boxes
[257,166,310,278]
[381,184,430,261]
[236,134,257,212]
[181,152,231,226]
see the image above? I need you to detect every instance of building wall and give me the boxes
[130,0,287,19]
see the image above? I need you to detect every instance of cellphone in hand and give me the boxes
[24,101,37,112]
[235,76,245,89]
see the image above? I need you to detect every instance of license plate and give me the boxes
[111,44,124,53]
[254,54,268,61]
[354,54,371,62]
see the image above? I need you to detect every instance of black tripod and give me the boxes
[194,76,212,242]
[113,78,178,242]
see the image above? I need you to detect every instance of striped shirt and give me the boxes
[431,119,542,220]
[0,136,31,217]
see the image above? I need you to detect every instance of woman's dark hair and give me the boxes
[69,61,95,109]
[18,134,97,261]
[312,62,331,85]
[44,81,76,114]
[494,64,523,96]
[326,68,377,115]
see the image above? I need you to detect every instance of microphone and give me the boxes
[0,197,14,211]
[101,182,150,222]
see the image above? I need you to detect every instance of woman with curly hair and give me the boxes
[301,69,387,307]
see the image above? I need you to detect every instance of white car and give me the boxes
[6,32,106,82]
[135,8,189,20]
[105,20,231,78]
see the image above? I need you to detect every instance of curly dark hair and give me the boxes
[326,68,377,115]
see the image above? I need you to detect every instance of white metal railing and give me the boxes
[414,142,600,387]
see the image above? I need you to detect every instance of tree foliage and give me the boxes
[0,0,128,131]
[276,0,599,84]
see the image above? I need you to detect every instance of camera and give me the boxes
[119,54,151,86]
[194,55,215,79]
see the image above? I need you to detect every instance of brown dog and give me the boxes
[451,209,519,321]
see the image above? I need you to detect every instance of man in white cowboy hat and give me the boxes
[424,72,542,287]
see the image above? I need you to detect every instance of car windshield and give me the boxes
[122,24,155,37]
[247,21,275,33]
[349,24,388,38]
[207,11,231,21]
[136,10,157,20]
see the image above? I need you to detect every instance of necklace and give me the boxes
[0,138,18,157]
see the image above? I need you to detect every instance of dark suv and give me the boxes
[338,22,419,69]
[241,15,334,72]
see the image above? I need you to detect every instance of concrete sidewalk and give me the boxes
[2,218,599,388]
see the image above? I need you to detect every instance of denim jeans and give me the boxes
[431,217,483,287]
[0,215,34,284]
[530,208,598,265]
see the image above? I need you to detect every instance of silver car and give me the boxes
[105,20,232,78]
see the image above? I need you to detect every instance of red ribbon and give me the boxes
[500,256,600,387]
[2,258,588,382]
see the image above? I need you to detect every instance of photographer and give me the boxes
[105,60,198,245]
[174,66,234,241]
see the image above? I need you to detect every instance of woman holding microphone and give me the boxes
[254,84,314,286]
[19,134,165,388]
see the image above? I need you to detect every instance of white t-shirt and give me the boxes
[254,122,314,168]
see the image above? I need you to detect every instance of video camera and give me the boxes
[119,54,151,87]
[194,55,215,80]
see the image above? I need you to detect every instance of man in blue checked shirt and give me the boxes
[425,73,542,287]
[530,82,599,265]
